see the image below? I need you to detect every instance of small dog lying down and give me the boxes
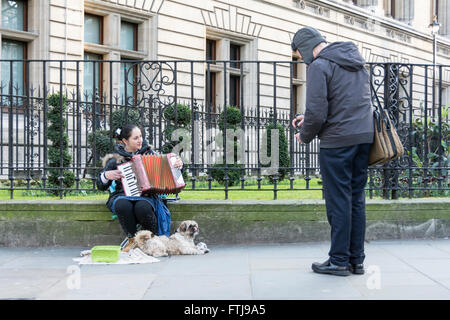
[135,220,210,257]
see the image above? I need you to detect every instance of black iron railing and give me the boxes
[0,60,448,199]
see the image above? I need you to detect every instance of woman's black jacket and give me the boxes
[96,140,156,212]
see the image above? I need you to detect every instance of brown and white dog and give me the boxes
[135,220,209,257]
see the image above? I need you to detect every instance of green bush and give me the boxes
[86,108,142,177]
[87,130,112,175]
[161,104,192,182]
[111,108,142,134]
[406,104,449,197]
[162,104,191,151]
[163,124,188,144]
[209,106,245,186]
[208,163,243,187]
[218,106,241,131]
[46,93,75,195]
[163,103,192,127]
[262,122,290,183]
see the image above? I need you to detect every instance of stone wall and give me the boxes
[0,199,449,247]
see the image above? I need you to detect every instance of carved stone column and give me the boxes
[355,0,378,7]
[437,0,449,36]
[393,0,414,24]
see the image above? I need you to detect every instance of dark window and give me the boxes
[206,39,217,112]
[1,39,26,102]
[230,75,240,108]
[83,52,103,102]
[230,44,241,69]
[121,21,138,51]
[292,56,298,114]
[205,71,216,113]
[121,59,138,104]
[292,85,298,115]
[84,13,103,45]
[293,56,299,78]
[1,0,27,31]
[206,39,216,62]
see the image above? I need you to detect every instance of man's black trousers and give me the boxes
[319,143,371,267]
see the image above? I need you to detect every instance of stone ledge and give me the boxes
[0,199,449,247]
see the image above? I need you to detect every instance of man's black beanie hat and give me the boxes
[291,26,326,65]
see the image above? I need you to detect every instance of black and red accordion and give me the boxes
[117,154,185,196]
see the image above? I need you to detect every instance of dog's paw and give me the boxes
[197,242,210,254]
[153,252,169,258]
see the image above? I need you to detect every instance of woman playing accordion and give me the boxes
[96,124,183,252]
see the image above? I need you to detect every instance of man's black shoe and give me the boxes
[312,259,350,276]
[349,263,365,275]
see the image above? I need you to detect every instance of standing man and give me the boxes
[291,27,374,276]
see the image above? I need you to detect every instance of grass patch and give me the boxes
[0,177,324,200]
[1,176,447,201]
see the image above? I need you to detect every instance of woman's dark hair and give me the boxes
[114,124,139,140]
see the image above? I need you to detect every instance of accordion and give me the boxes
[117,153,185,196]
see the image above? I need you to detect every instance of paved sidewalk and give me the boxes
[0,239,449,300]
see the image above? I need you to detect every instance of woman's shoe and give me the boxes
[121,237,135,252]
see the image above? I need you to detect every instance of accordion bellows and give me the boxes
[118,154,185,196]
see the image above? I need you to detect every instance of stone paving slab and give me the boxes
[0,239,449,300]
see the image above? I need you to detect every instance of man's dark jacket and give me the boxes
[299,41,374,148]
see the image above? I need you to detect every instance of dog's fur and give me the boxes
[135,220,209,257]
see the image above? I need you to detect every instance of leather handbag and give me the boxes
[369,107,404,166]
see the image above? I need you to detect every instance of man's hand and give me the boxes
[292,114,304,143]
[291,114,304,129]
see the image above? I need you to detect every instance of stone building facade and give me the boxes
[0,0,449,175]
[0,0,449,113]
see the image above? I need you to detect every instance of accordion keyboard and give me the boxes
[168,155,185,185]
[174,166,184,184]
[118,162,141,197]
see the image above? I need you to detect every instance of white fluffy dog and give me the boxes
[135,220,209,257]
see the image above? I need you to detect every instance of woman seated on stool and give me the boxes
[97,123,183,252]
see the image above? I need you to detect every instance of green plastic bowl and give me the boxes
[91,246,121,263]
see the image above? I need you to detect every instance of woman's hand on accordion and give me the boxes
[104,169,124,181]
[169,153,183,169]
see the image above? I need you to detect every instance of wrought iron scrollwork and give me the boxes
[369,63,412,199]
[124,61,176,108]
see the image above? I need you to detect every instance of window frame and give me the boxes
[206,39,217,63]
[83,51,104,103]
[205,30,255,114]
[84,12,104,45]
[229,74,241,108]
[390,0,396,19]
[1,38,27,109]
[1,0,28,31]
[120,20,138,51]
[229,43,243,109]
[230,43,241,69]
[120,59,139,104]
[291,53,306,115]
[205,38,218,112]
